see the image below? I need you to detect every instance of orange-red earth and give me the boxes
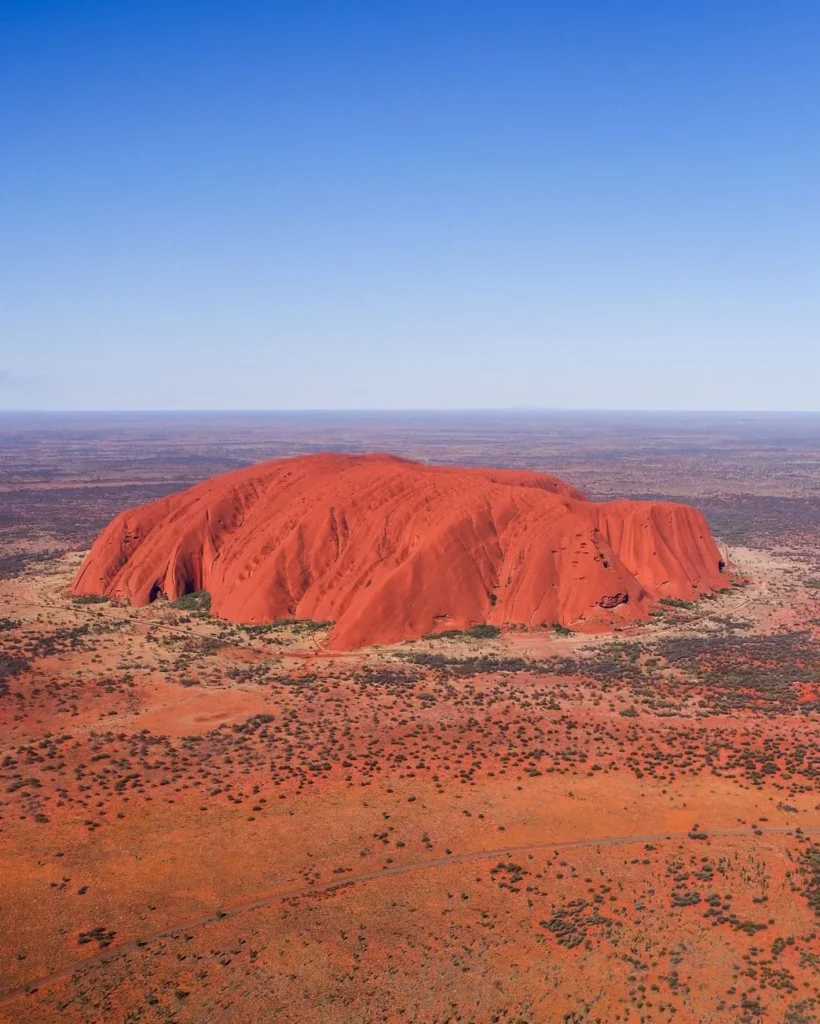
[72,453,726,649]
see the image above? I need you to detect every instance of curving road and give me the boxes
[2,823,818,1008]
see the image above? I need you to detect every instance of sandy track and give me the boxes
[2,823,817,1007]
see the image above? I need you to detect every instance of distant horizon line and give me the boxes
[2,408,820,417]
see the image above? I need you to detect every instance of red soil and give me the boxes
[72,453,725,649]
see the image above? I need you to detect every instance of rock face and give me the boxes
[72,453,726,649]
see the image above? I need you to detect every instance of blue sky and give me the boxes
[2,1,819,411]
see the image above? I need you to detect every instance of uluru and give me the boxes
[71,453,726,649]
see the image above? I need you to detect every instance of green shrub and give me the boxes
[170,591,211,612]
[466,623,501,639]
[239,618,332,635]
[551,623,574,637]
[292,619,333,633]
[423,624,501,641]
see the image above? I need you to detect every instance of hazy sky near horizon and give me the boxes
[2,1,819,412]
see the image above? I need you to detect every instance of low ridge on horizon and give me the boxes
[72,453,727,649]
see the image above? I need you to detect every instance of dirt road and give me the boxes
[2,823,817,1008]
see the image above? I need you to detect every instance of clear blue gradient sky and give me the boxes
[2,1,819,411]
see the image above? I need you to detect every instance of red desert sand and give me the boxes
[72,453,726,648]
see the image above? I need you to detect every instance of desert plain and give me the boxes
[2,411,820,1024]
